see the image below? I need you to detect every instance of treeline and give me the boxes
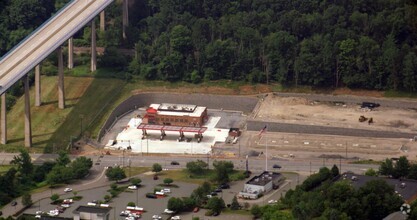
[280,166,403,220]
[0,149,92,206]
[113,0,417,91]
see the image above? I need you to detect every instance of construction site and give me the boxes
[97,93,417,161]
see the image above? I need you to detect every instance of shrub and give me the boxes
[205,210,214,216]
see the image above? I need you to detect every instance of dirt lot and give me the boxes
[256,95,417,133]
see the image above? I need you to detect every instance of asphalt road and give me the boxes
[247,120,417,139]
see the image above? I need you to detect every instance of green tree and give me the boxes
[152,163,162,173]
[207,197,225,213]
[402,52,417,92]
[331,164,339,177]
[365,168,377,176]
[56,151,71,166]
[46,165,73,185]
[163,178,173,185]
[21,193,32,207]
[167,197,184,212]
[104,195,111,203]
[379,158,394,176]
[408,164,417,180]
[127,202,136,207]
[130,178,142,186]
[251,204,261,218]
[105,166,126,182]
[70,157,92,179]
[213,160,234,184]
[358,179,403,220]
[186,160,208,175]
[394,156,410,179]
[10,149,34,183]
[230,196,240,210]
[50,194,60,203]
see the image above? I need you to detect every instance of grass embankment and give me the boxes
[0,165,14,175]
[5,76,124,152]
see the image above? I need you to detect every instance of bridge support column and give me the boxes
[122,0,129,39]
[100,11,105,31]
[24,75,32,148]
[68,37,73,69]
[1,94,6,144]
[57,47,65,109]
[35,65,41,106]
[91,20,97,72]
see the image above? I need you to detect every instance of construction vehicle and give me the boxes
[359,115,368,122]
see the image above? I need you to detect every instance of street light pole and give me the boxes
[80,114,84,137]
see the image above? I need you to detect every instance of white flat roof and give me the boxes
[149,104,206,117]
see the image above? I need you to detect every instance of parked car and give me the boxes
[64,188,72,192]
[220,183,230,189]
[214,188,222,193]
[128,185,138,190]
[11,201,17,206]
[268,200,277,204]
[152,215,162,219]
[193,207,200,213]
[146,193,157,199]
[170,161,180,165]
[273,164,282,169]
[153,175,159,180]
[210,192,218,196]
[213,212,220,216]
[171,216,181,220]
[164,209,174,214]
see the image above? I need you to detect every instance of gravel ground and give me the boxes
[247,120,416,139]
[275,92,417,109]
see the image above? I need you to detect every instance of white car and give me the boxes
[64,188,72,192]
[61,204,70,208]
[35,215,41,219]
[128,185,138,190]
[171,216,181,220]
[152,215,162,219]
[164,209,174,214]
[268,200,277,204]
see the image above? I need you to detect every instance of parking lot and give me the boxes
[24,173,198,219]
[24,171,302,220]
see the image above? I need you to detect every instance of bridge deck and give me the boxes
[0,0,113,95]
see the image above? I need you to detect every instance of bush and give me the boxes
[205,210,214,216]
[127,202,135,207]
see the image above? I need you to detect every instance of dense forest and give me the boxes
[1,0,417,94]
[119,0,417,91]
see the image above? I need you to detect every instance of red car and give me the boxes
[193,207,199,213]
[153,175,158,180]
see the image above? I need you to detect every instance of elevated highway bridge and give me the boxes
[0,0,113,95]
[0,0,121,147]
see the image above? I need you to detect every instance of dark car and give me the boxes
[214,188,222,193]
[213,212,220,216]
[146,193,157,199]
[210,192,218,196]
[170,161,180,165]
[273,164,282,169]
[11,201,17,206]
[220,183,230,189]
[153,175,159,180]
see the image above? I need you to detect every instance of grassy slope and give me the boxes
[5,76,124,152]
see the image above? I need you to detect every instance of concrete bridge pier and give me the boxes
[24,75,32,147]
[57,47,65,109]
[35,64,41,106]
[68,37,73,69]
[122,0,129,39]
[1,94,6,144]
[91,20,97,72]
[100,11,105,31]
